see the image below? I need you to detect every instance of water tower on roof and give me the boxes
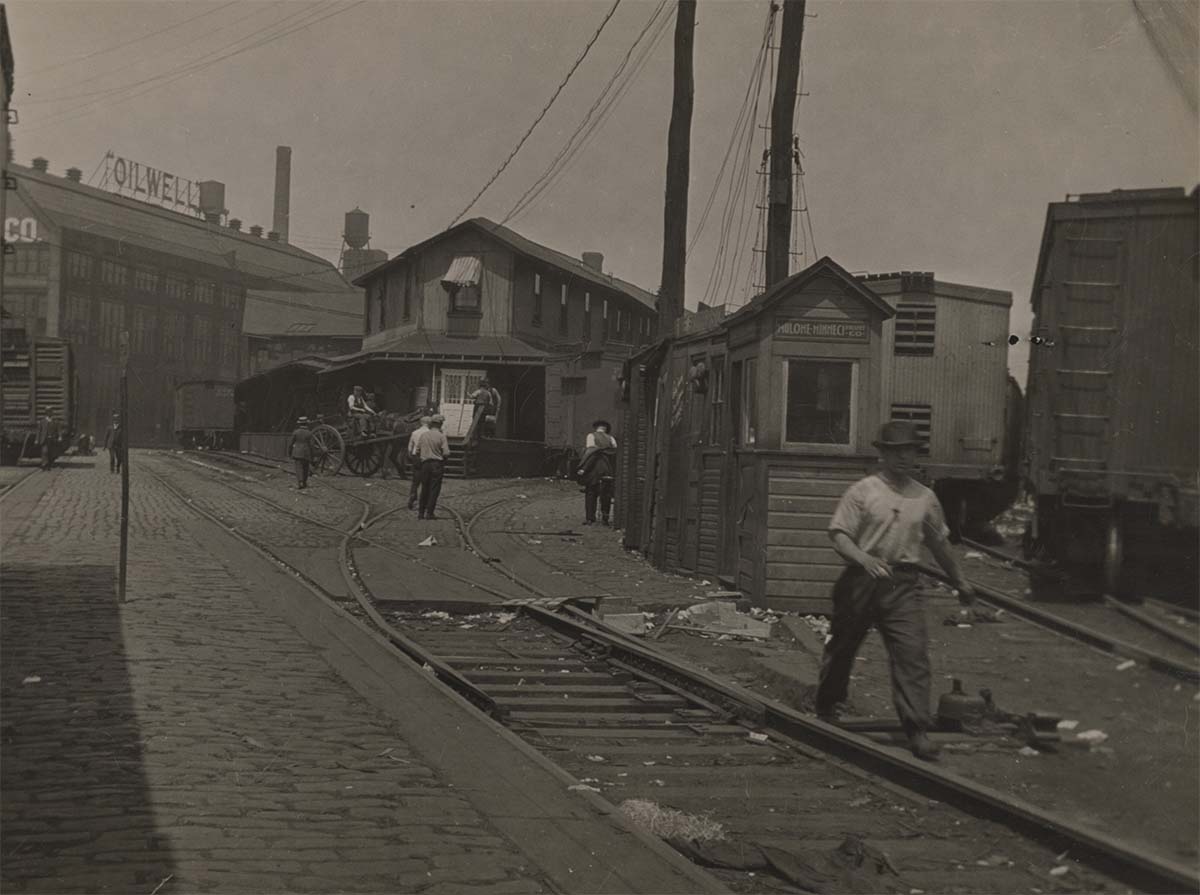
[339,207,387,279]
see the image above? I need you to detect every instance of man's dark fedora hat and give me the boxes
[592,419,612,430]
[872,419,925,448]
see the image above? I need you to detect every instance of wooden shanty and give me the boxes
[619,257,899,614]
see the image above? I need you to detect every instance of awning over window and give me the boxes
[441,255,482,287]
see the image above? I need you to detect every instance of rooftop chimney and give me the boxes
[273,145,291,244]
[267,230,280,242]
[249,225,264,238]
[65,167,83,183]
[582,251,604,273]
[31,157,48,173]
[228,218,242,231]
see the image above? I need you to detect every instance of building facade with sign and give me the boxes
[617,257,1014,614]
[2,159,360,445]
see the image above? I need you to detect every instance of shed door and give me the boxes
[439,369,484,438]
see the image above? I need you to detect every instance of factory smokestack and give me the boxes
[273,145,291,244]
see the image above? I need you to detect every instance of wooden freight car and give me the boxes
[174,379,236,450]
[0,326,75,465]
[1023,187,1199,595]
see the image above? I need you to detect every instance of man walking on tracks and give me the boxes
[416,414,449,520]
[103,412,124,474]
[815,420,975,761]
[289,416,314,490]
[578,419,618,526]
[405,415,431,509]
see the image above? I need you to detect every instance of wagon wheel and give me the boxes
[310,424,345,476]
[344,441,384,478]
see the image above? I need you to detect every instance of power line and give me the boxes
[447,0,624,228]
[25,1,240,77]
[498,0,673,226]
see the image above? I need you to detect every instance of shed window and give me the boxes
[784,359,856,447]
[890,403,931,455]
[895,302,935,355]
[558,284,568,335]
[708,355,725,444]
[532,273,543,326]
[442,256,481,315]
[732,358,757,446]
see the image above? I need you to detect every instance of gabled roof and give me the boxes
[323,330,548,370]
[242,290,363,337]
[12,163,354,292]
[354,217,657,310]
[719,256,896,328]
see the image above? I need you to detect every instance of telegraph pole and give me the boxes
[118,330,129,603]
[765,0,806,288]
[657,0,696,336]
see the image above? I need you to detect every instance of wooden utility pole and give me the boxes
[765,0,807,288]
[657,0,696,336]
[118,330,130,603]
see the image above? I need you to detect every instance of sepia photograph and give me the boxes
[1,1,1196,892]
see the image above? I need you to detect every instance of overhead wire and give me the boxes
[25,1,240,77]
[447,0,624,228]
[498,0,673,226]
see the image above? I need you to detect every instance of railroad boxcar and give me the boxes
[174,379,236,450]
[860,272,1018,536]
[1023,186,1199,594]
[0,326,76,464]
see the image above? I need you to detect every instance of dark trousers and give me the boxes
[418,460,444,517]
[109,446,123,473]
[294,458,310,488]
[41,443,54,470]
[385,443,405,478]
[815,565,932,733]
[408,456,421,507]
[585,478,614,522]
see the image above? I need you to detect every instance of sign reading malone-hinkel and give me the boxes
[775,318,869,342]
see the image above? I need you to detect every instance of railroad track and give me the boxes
[954,538,1200,682]
[150,453,1198,894]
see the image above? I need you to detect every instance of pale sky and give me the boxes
[8,0,1199,383]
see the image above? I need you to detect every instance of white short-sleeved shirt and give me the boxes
[585,433,618,449]
[828,474,949,565]
[407,425,428,456]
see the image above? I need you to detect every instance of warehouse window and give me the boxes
[193,317,211,363]
[221,284,242,310]
[220,325,238,374]
[890,403,932,455]
[558,284,569,335]
[895,302,936,355]
[64,293,90,338]
[532,273,543,326]
[98,300,125,351]
[131,307,154,354]
[4,243,49,275]
[161,312,185,355]
[600,298,609,343]
[163,275,187,301]
[101,260,129,287]
[195,281,215,305]
[783,359,857,448]
[66,251,92,280]
[134,268,158,292]
[582,292,592,340]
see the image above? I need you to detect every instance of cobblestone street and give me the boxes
[0,455,717,894]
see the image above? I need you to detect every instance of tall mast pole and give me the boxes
[657,0,696,336]
[765,0,806,287]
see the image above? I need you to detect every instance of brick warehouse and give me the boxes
[2,156,361,446]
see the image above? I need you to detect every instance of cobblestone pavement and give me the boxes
[2,457,717,895]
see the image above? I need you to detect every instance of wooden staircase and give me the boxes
[444,436,476,478]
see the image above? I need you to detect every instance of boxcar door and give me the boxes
[439,369,483,437]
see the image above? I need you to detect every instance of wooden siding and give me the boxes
[697,452,723,575]
[411,230,513,337]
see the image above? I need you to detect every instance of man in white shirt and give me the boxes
[416,415,450,520]
[405,415,431,510]
[578,420,618,526]
[347,385,377,436]
[816,420,974,761]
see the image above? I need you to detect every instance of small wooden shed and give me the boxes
[620,257,898,614]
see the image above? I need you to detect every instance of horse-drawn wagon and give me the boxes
[306,410,424,477]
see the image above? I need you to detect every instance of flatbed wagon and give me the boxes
[305,411,423,477]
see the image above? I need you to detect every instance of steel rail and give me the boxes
[0,467,40,504]
[525,603,1200,895]
[918,562,1200,682]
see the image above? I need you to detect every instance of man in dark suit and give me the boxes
[103,412,124,473]
[288,416,314,490]
[37,409,59,471]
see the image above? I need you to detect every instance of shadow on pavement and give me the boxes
[1,563,173,892]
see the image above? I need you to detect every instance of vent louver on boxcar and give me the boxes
[890,402,931,455]
[894,302,936,355]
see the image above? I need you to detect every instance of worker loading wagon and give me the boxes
[1022,187,1199,597]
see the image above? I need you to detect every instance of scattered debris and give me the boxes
[748,732,770,744]
[1075,729,1108,746]
[673,601,773,639]
[1018,746,1040,757]
[21,675,41,685]
[243,736,268,750]
[619,799,726,842]
[1049,865,1070,877]
[650,608,679,640]
[964,551,985,559]
[586,754,606,763]
[421,663,436,675]
[421,610,451,620]
[568,783,601,793]
[1056,719,1079,731]
[1115,659,1136,671]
